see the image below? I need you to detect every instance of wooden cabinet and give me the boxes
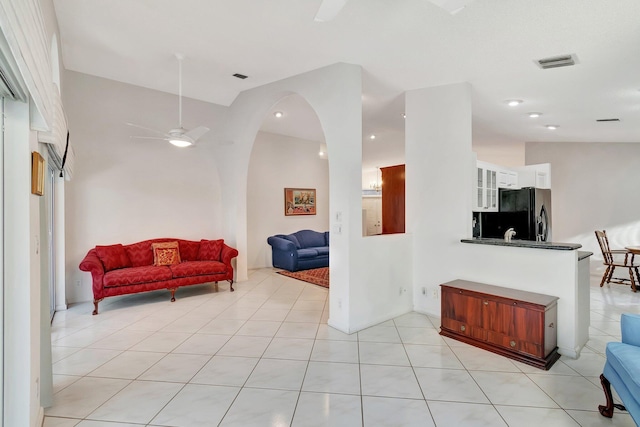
[440,279,560,370]
[381,164,405,234]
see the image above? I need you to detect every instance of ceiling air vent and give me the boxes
[596,118,620,122]
[232,73,248,79]
[535,54,577,69]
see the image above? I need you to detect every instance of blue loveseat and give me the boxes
[599,313,640,424]
[267,229,329,272]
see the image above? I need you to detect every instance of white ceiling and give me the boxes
[54,0,640,164]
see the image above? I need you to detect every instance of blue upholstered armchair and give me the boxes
[267,229,329,272]
[599,313,640,424]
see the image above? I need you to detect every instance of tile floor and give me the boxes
[44,269,640,426]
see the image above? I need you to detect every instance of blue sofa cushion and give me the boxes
[283,234,301,249]
[295,230,326,248]
[315,246,329,256]
[606,342,640,398]
[297,248,319,259]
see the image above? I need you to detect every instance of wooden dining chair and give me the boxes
[595,230,640,292]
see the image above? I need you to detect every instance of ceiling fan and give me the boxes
[127,53,209,148]
[313,0,475,21]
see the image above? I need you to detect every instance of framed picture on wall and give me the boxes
[31,151,45,196]
[284,188,316,216]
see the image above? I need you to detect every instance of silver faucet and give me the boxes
[504,228,516,243]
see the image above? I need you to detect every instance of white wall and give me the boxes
[473,140,525,167]
[526,141,640,269]
[247,131,329,269]
[406,83,473,315]
[63,71,228,303]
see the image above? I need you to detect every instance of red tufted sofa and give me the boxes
[79,238,238,315]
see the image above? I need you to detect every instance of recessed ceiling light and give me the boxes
[401,113,406,119]
[369,134,376,140]
[528,112,542,118]
[273,111,283,118]
[545,125,558,130]
[506,100,523,107]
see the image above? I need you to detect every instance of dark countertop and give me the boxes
[578,251,594,260]
[461,238,582,251]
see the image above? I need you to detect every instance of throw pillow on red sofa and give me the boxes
[198,239,224,261]
[95,244,132,271]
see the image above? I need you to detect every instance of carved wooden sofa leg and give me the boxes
[599,374,626,418]
[228,279,234,292]
[169,288,177,302]
[92,298,103,315]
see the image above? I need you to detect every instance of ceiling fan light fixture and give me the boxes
[169,137,193,148]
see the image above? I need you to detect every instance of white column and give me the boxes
[54,175,66,310]
[405,83,473,315]
[3,99,33,427]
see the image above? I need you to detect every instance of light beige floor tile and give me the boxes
[263,337,314,360]
[190,356,259,386]
[404,344,464,369]
[219,388,299,427]
[235,320,282,337]
[88,351,165,380]
[151,384,240,427]
[360,364,423,399]
[362,396,434,427]
[52,348,122,376]
[128,331,191,352]
[245,358,307,390]
[292,392,363,427]
[359,342,409,366]
[172,333,230,355]
[414,367,489,403]
[87,380,183,424]
[470,371,558,407]
[496,406,579,426]
[138,353,210,382]
[302,361,361,395]
[428,401,507,427]
[45,377,130,418]
[42,417,81,427]
[357,325,401,343]
[311,340,359,363]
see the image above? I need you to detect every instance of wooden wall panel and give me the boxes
[381,164,405,234]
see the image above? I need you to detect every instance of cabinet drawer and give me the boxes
[442,318,485,341]
[485,332,543,358]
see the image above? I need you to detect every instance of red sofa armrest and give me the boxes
[79,249,105,300]
[220,243,239,269]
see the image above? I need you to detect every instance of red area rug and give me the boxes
[277,267,329,288]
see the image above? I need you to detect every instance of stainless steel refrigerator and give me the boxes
[480,188,552,241]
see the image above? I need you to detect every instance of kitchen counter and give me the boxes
[461,238,582,251]
[460,237,590,358]
[578,251,594,261]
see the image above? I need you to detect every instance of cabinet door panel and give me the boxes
[442,290,483,326]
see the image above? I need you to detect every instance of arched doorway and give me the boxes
[246,94,328,270]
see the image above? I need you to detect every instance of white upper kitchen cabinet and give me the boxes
[515,163,551,189]
[474,161,498,212]
[497,169,518,189]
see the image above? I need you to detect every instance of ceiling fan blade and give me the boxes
[426,0,475,14]
[314,0,347,22]
[185,126,210,141]
[130,136,168,141]
[126,122,170,137]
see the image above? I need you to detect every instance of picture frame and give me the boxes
[284,188,316,216]
[31,151,45,196]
